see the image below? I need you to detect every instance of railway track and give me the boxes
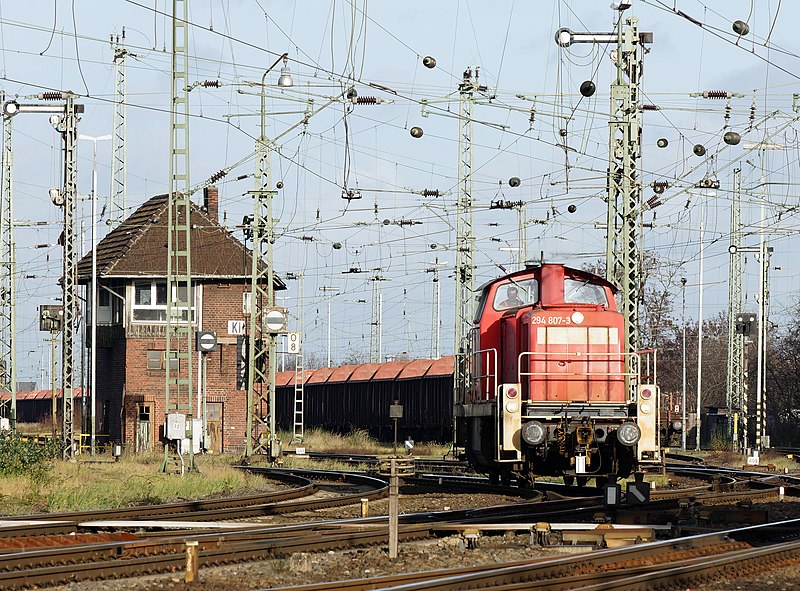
[0,464,797,589]
[264,520,800,591]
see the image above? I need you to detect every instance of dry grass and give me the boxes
[0,452,268,515]
[281,428,451,458]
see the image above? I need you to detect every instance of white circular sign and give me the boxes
[264,308,288,333]
[571,311,585,324]
[197,331,217,352]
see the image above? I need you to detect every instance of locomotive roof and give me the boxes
[476,263,618,294]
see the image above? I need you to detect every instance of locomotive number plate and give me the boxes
[530,315,571,325]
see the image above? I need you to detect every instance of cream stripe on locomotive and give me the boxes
[535,326,620,346]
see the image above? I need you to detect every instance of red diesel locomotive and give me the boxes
[455,263,661,486]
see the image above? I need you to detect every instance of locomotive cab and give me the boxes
[455,263,661,487]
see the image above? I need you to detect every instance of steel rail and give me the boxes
[313,519,800,591]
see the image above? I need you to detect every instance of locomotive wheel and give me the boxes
[563,475,575,486]
[518,474,534,489]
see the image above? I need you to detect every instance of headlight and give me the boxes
[521,421,546,446]
[616,421,641,446]
[640,401,653,414]
[505,401,519,413]
[671,419,683,432]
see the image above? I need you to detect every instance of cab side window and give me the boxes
[492,279,538,311]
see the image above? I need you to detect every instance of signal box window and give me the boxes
[564,278,608,306]
[132,280,195,323]
[493,279,538,311]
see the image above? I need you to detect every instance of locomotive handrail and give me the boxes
[470,347,498,401]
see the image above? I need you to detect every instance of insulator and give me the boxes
[647,195,663,209]
[410,126,424,138]
[201,80,220,88]
[693,144,706,156]
[210,169,227,182]
[641,104,659,111]
[529,107,536,124]
[301,235,314,241]
[579,80,596,98]
[657,138,669,148]
[422,189,440,197]
[724,131,741,146]
[508,177,521,188]
[355,96,377,105]
[567,204,577,214]
[236,174,249,181]
[38,92,63,100]
[652,181,669,194]
[733,20,750,36]
[422,56,436,69]
[701,91,731,99]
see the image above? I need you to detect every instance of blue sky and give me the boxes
[2,0,800,382]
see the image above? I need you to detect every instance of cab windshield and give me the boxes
[564,277,608,306]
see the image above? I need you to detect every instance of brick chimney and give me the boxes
[203,185,219,222]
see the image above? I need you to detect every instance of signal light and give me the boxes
[506,387,518,399]
[640,388,653,400]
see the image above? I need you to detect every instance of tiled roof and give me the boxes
[77,193,284,288]
[274,357,454,386]
[0,388,85,401]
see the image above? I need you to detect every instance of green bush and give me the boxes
[0,432,59,481]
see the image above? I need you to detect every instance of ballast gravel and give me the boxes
[46,492,800,591]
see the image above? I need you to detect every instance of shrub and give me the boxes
[0,431,59,481]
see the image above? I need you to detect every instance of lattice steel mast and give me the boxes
[110,30,129,228]
[61,92,79,458]
[1,92,81,455]
[369,274,384,363]
[726,168,744,449]
[605,17,646,357]
[162,0,195,472]
[453,67,477,414]
[0,103,17,429]
[245,118,276,458]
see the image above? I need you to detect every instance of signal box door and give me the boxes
[207,403,223,454]
[135,403,152,453]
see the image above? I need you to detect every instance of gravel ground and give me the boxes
[44,475,800,591]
